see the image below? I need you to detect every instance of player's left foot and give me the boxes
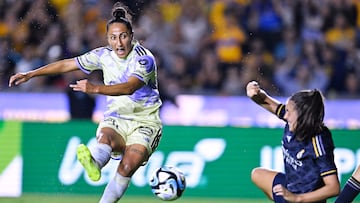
[76,144,101,181]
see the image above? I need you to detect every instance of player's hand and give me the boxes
[69,79,98,94]
[8,72,31,87]
[246,81,261,98]
[273,184,297,202]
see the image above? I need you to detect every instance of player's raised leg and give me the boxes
[251,167,285,202]
[76,144,102,181]
[77,127,115,182]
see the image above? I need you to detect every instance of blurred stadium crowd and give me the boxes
[1,0,360,100]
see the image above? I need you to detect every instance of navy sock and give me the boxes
[272,173,287,203]
[335,176,360,203]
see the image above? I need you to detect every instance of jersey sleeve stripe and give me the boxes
[320,169,337,177]
[135,46,146,56]
[318,135,326,155]
[315,136,323,156]
[132,73,145,82]
[312,137,320,157]
[276,104,285,117]
[75,57,91,74]
[138,46,147,54]
[312,136,325,157]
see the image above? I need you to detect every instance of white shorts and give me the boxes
[97,116,162,156]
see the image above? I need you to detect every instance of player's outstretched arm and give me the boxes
[69,76,144,96]
[246,81,281,115]
[9,58,78,87]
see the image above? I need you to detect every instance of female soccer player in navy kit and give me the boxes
[9,2,162,203]
[246,81,340,203]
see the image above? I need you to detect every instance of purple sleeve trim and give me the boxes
[75,57,91,75]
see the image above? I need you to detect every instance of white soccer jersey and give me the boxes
[75,41,162,123]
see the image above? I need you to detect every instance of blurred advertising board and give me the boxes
[1,93,360,129]
[0,121,22,197]
[1,121,359,199]
[160,95,360,129]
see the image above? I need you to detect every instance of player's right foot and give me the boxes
[76,144,101,181]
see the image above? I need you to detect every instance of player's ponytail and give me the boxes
[290,89,326,141]
[106,2,133,34]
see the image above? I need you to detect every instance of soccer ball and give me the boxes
[149,166,186,201]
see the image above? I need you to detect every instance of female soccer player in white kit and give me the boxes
[9,2,162,203]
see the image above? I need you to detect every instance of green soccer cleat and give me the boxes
[76,144,101,181]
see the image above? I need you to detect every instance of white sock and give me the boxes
[90,143,112,169]
[99,172,131,203]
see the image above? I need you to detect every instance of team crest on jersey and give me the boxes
[138,59,149,66]
[296,149,305,159]
[137,56,154,73]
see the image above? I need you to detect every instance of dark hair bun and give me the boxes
[113,7,126,19]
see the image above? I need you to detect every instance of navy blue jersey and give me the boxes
[276,104,338,194]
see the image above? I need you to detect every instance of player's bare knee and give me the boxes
[97,131,108,142]
[96,131,115,147]
[118,158,140,177]
[251,167,262,183]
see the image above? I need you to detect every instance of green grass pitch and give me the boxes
[0,194,265,203]
[0,194,359,203]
